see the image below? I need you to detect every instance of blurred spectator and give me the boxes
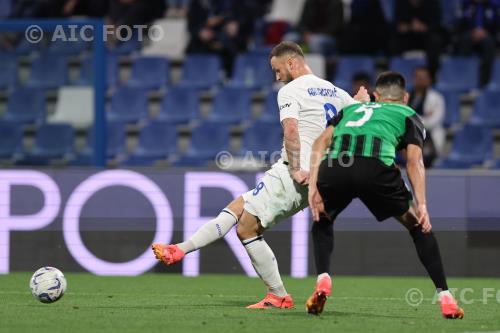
[409,66,446,167]
[392,0,443,78]
[457,0,499,86]
[285,0,344,55]
[0,0,11,18]
[344,0,389,54]
[10,0,107,18]
[351,71,375,101]
[109,0,166,28]
[166,0,189,17]
[186,0,262,74]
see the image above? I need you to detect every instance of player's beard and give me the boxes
[283,71,293,83]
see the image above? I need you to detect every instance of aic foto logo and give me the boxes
[0,170,310,277]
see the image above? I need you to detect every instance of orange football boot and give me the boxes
[440,293,464,319]
[306,274,332,315]
[152,244,185,266]
[246,293,294,309]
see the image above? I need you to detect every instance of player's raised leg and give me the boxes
[306,216,334,314]
[396,207,464,319]
[152,196,244,266]
[237,210,294,309]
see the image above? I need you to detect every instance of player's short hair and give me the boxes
[269,41,304,60]
[375,71,406,101]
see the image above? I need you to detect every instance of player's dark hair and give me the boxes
[375,71,406,90]
[375,71,406,101]
[269,41,304,60]
[413,65,431,75]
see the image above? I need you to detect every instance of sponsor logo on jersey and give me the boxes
[307,87,338,97]
[279,103,291,111]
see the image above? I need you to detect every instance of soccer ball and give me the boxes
[29,267,67,303]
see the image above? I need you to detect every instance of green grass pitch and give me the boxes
[1,274,500,333]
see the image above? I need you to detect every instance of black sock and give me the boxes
[410,225,448,291]
[312,216,334,275]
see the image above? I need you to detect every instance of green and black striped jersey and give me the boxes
[328,102,426,166]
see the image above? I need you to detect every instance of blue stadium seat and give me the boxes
[126,56,170,90]
[14,38,42,55]
[110,38,141,55]
[0,53,17,89]
[107,87,149,123]
[47,38,90,55]
[389,57,426,90]
[240,121,283,158]
[20,124,75,165]
[157,87,200,124]
[174,121,230,166]
[228,53,274,90]
[486,58,500,91]
[178,54,222,90]
[4,87,45,124]
[0,122,23,159]
[125,121,178,165]
[438,125,493,168]
[469,90,500,127]
[436,57,479,92]
[333,56,376,91]
[27,54,69,90]
[208,87,252,124]
[439,90,461,128]
[82,121,127,159]
[259,90,279,123]
[78,54,119,87]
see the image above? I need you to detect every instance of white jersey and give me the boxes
[278,74,358,171]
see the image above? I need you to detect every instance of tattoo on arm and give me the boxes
[282,118,301,172]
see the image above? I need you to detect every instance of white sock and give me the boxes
[438,289,453,300]
[242,235,287,298]
[177,208,238,254]
[317,273,331,282]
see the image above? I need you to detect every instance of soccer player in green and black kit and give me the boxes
[306,72,464,319]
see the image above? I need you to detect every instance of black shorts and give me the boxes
[317,157,412,222]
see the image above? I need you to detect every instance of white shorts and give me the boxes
[242,161,308,229]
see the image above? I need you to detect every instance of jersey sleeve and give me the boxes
[400,114,426,149]
[327,109,343,127]
[334,87,359,110]
[278,88,300,122]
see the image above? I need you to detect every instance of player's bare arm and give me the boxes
[308,126,334,222]
[282,118,308,185]
[406,143,431,233]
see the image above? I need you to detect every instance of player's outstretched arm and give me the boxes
[282,118,308,185]
[308,126,334,222]
[406,144,431,233]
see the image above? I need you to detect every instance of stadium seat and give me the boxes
[228,53,274,90]
[107,87,149,123]
[259,90,279,123]
[438,124,493,168]
[78,54,119,87]
[333,56,376,91]
[0,53,17,89]
[27,54,69,90]
[109,37,142,55]
[20,124,75,165]
[174,121,230,166]
[208,87,252,124]
[47,38,90,55]
[240,121,283,158]
[469,90,500,128]
[439,90,461,128]
[157,87,200,124]
[125,121,178,165]
[388,57,426,90]
[14,38,42,55]
[4,87,45,124]
[126,56,170,90]
[436,57,479,92]
[81,121,127,159]
[142,18,188,61]
[178,54,222,90]
[0,122,23,159]
[486,59,500,91]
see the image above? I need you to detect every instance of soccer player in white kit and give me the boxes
[152,42,369,308]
